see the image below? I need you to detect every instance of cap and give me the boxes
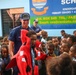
[20,13,30,20]
[34,19,38,23]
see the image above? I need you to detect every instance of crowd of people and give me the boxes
[0,12,76,75]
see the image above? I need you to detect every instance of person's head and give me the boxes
[39,42,46,52]
[73,30,76,36]
[60,43,70,53]
[59,45,63,54]
[20,13,30,29]
[47,40,52,45]
[52,37,59,47]
[46,53,73,75]
[41,42,46,48]
[47,43,54,54]
[41,30,48,39]
[1,45,9,58]
[61,30,66,36]
[69,45,76,58]
[60,38,67,45]
[26,30,37,46]
[61,30,70,38]
[67,35,76,46]
[33,18,38,27]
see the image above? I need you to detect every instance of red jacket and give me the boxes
[6,29,46,75]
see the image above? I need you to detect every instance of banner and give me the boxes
[30,0,76,29]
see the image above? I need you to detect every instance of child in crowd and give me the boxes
[41,30,48,43]
[39,42,46,53]
[1,45,12,75]
[47,40,52,45]
[46,43,56,58]
[60,43,70,53]
[60,38,67,45]
[59,45,63,54]
[38,42,56,75]
[1,36,9,45]
[67,35,76,46]
[69,45,76,61]
[73,30,76,37]
[52,37,60,56]
[46,52,73,75]
[41,40,52,54]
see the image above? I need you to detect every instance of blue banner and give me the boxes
[30,0,76,29]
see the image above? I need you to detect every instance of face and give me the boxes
[42,33,48,38]
[1,48,8,58]
[59,45,63,54]
[52,38,59,46]
[30,35,37,46]
[20,19,29,28]
[67,37,73,46]
[61,38,67,45]
[47,46,54,54]
[61,32,65,36]
[73,31,76,36]
[69,46,76,58]
[41,43,46,48]
[61,43,69,53]
[33,22,38,27]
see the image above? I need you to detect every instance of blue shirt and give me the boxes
[31,25,42,40]
[9,25,32,54]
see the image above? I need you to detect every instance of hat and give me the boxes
[34,19,38,23]
[20,13,30,20]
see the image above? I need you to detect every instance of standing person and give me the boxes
[6,30,46,75]
[9,12,32,59]
[8,12,32,75]
[60,30,70,38]
[31,19,42,40]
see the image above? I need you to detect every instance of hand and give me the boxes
[26,65,31,72]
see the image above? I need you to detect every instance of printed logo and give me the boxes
[31,0,48,15]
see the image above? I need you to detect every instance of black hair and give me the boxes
[48,43,54,50]
[46,53,73,75]
[26,30,36,37]
[61,30,65,33]
[73,30,76,34]
[68,35,76,42]
[1,45,8,54]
